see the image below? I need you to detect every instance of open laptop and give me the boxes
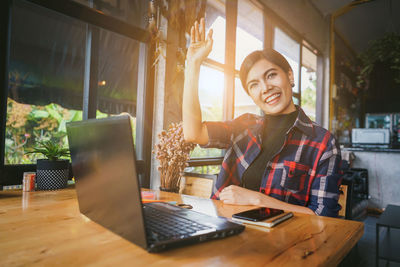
[66,115,244,252]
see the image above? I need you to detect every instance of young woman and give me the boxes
[183,18,341,217]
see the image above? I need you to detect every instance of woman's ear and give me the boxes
[287,69,295,87]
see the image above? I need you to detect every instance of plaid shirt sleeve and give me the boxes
[307,136,342,217]
[200,121,233,149]
[200,114,255,149]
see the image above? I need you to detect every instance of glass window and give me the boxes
[198,66,224,121]
[72,0,148,29]
[274,27,300,94]
[185,165,221,175]
[301,46,317,121]
[189,0,226,165]
[234,0,264,118]
[234,78,261,117]
[6,0,86,164]
[191,66,224,159]
[5,0,145,165]
[95,28,141,144]
[235,0,264,70]
[205,0,226,64]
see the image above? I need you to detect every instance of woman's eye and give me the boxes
[267,73,277,79]
[249,83,257,91]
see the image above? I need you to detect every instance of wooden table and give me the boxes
[0,187,364,266]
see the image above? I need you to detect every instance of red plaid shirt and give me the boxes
[203,107,342,217]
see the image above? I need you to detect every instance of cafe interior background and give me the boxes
[1,0,400,265]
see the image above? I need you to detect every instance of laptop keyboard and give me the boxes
[144,205,213,242]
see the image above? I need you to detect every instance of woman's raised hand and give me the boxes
[186,18,213,66]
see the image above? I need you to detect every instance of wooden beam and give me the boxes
[224,0,238,121]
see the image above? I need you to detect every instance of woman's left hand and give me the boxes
[219,185,262,205]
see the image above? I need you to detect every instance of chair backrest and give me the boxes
[338,184,348,218]
[180,172,217,198]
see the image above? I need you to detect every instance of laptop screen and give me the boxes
[66,115,147,249]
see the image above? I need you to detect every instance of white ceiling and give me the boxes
[310,0,400,54]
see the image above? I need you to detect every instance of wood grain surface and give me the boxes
[0,186,363,266]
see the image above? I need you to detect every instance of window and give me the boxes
[189,65,224,164]
[188,0,226,166]
[6,0,86,165]
[273,27,300,102]
[94,28,143,147]
[1,0,152,186]
[204,0,226,64]
[234,0,264,117]
[235,77,261,117]
[185,1,323,175]
[235,0,264,70]
[73,0,148,29]
[301,46,318,121]
[188,0,265,174]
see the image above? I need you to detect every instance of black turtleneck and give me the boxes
[242,109,298,191]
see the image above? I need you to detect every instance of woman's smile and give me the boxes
[264,92,281,105]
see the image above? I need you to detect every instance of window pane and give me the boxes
[72,0,148,29]
[234,78,261,117]
[301,47,317,121]
[274,27,300,93]
[6,0,85,164]
[205,0,226,64]
[293,97,300,105]
[198,66,224,121]
[185,165,221,175]
[190,65,224,159]
[236,0,264,70]
[95,28,141,145]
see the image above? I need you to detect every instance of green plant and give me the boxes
[5,98,82,164]
[25,140,70,161]
[357,33,400,87]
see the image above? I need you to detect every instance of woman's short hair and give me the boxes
[239,48,292,94]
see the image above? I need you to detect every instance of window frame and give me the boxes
[0,0,155,187]
[300,42,320,122]
[188,0,324,169]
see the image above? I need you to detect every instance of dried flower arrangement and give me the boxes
[153,122,196,192]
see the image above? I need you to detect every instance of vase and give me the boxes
[36,159,69,190]
[159,186,180,193]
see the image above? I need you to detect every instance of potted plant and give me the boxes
[26,140,70,190]
[357,33,400,88]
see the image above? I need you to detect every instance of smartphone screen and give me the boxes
[232,207,284,222]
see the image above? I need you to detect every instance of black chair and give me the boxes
[342,168,369,220]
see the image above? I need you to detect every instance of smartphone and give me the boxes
[232,207,284,222]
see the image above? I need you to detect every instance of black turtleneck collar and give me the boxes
[264,109,299,129]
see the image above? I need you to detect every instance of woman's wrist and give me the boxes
[186,59,202,71]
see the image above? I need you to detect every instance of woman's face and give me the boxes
[246,58,296,115]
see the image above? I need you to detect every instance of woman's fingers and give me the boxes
[207,28,213,41]
[191,26,195,43]
[206,29,213,51]
[200,18,205,41]
[190,18,212,45]
[194,20,200,42]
